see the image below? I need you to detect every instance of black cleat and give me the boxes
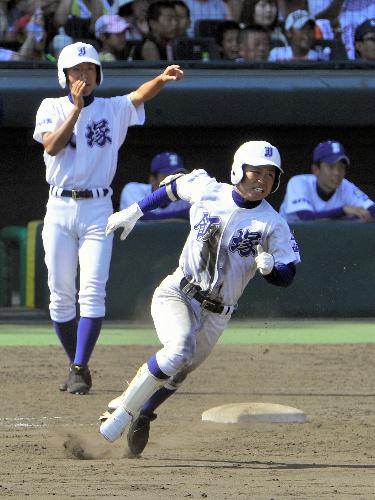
[127,412,157,456]
[63,364,92,395]
[59,363,73,392]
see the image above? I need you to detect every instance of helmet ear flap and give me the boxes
[96,65,102,85]
[271,169,281,193]
[231,164,245,185]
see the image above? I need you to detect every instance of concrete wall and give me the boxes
[28,220,375,319]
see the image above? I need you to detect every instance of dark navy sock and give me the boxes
[141,386,176,417]
[74,317,103,366]
[53,318,77,362]
[147,353,169,379]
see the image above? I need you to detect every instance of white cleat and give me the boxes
[100,406,132,443]
[108,395,124,411]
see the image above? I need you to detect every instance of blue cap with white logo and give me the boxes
[313,140,350,166]
[150,152,188,175]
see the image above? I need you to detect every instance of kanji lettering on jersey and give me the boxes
[194,212,221,241]
[229,229,261,257]
[86,119,112,148]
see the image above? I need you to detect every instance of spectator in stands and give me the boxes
[237,24,270,60]
[13,12,48,60]
[113,0,151,40]
[183,0,227,38]
[268,9,319,60]
[171,0,191,38]
[131,0,179,60]
[0,8,53,60]
[279,140,375,223]
[38,0,60,47]
[215,19,240,58]
[54,0,105,40]
[225,0,245,22]
[277,0,306,22]
[95,13,132,60]
[120,152,191,220]
[1,0,34,41]
[239,0,288,47]
[354,18,375,61]
[308,0,375,59]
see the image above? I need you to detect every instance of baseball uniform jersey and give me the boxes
[33,94,145,321]
[279,174,374,223]
[120,182,190,220]
[144,169,300,375]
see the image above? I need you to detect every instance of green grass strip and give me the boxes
[0,319,374,346]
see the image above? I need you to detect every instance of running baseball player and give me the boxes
[99,140,301,455]
[33,42,183,395]
[279,140,375,223]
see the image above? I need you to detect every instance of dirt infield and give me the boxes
[1,341,375,499]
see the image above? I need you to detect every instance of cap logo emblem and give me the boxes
[331,142,341,153]
[78,47,86,56]
[169,154,178,166]
[264,147,273,158]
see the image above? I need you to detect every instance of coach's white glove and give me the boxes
[105,203,143,240]
[255,244,275,275]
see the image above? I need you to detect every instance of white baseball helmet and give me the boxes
[231,141,283,193]
[57,42,103,89]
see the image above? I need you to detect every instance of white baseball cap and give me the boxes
[231,141,283,192]
[285,10,315,31]
[95,14,131,38]
[57,42,103,89]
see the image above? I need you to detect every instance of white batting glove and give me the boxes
[255,244,275,275]
[105,203,143,240]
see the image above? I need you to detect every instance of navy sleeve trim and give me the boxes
[263,262,296,287]
[138,186,172,213]
[297,208,345,220]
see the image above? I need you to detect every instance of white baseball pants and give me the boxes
[42,195,113,322]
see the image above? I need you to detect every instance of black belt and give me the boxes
[60,189,109,200]
[180,277,231,314]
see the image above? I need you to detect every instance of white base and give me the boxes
[202,402,306,424]
[100,406,132,442]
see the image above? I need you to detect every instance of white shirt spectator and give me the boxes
[0,47,15,61]
[183,0,227,37]
[308,1,375,59]
[268,45,319,60]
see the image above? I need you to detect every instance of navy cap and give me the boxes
[355,19,375,41]
[313,140,350,166]
[150,152,187,175]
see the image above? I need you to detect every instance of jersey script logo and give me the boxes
[229,229,261,257]
[85,119,112,148]
[194,212,221,241]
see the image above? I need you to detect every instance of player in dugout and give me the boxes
[279,140,375,223]
[99,140,301,456]
[33,41,184,395]
[120,151,191,220]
